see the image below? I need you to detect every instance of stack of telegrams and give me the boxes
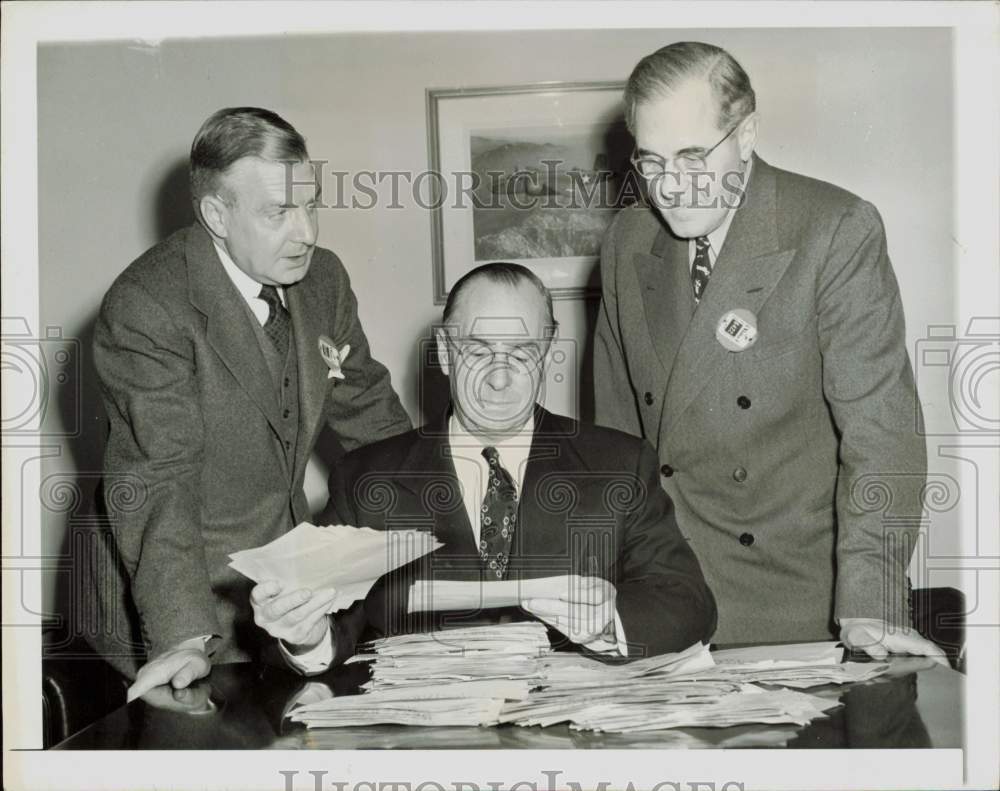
[290,626,884,732]
[233,526,885,733]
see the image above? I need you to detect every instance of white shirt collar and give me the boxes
[447,410,535,541]
[213,240,285,309]
[448,411,536,464]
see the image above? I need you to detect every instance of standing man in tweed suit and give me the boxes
[594,42,944,660]
[92,107,411,698]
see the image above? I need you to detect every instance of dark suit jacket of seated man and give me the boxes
[326,403,717,658]
[255,262,715,671]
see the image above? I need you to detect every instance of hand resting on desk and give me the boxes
[126,638,212,702]
[136,680,216,715]
[839,618,948,666]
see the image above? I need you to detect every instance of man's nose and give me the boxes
[655,171,687,203]
[484,360,512,390]
[291,206,318,245]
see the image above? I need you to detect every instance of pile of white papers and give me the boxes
[356,622,552,691]
[228,522,441,612]
[510,686,841,733]
[289,695,508,728]
[290,628,878,734]
[685,642,889,689]
[292,622,550,728]
[496,643,843,732]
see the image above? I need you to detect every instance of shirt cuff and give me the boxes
[175,635,212,652]
[278,623,334,675]
[582,610,629,657]
[837,616,888,628]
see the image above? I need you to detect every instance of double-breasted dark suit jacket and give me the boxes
[326,406,717,658]
[594,154,926,644]
[90,222,411,676]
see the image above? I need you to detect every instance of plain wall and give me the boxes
[37,27,958,625]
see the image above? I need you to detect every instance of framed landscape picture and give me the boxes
[426,81,636,302]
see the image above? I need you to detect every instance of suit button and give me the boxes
[739,532,755,547]
[733,466,747,483]
[737,395,751,409]
[283,377,291,387]
[644,392,654,406]
[284,440,292,450]
[283,408,291,419]
[660,464,674,478]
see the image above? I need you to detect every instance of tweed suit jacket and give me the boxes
[90,222,411,676]
[594,155,926,644]
[326,406,718,659]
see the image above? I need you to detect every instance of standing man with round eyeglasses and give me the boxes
[594,41,944,661]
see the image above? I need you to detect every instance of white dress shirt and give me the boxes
[213,241,286,322]
[447,412,535,543]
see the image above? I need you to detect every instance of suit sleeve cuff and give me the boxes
[278,624,334,675]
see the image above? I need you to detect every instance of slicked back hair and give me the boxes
[624,41,756,133]
[189,107,308,217]
[442,262,557,338]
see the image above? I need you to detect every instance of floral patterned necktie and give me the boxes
[690,236,713,302]
[479,446,518,579]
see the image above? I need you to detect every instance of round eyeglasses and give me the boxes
[630,123,739,180]
[445,336,546,372]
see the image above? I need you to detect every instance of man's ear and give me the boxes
[199,194,229,239]
[737,112,759,163]
[542,325,559,369]
[435,328,452,377]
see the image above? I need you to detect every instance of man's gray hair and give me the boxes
[442,262,557,337]
[189,107,308,216]
[623,41,756,133]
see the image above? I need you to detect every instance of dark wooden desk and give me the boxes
[53,656,963,750]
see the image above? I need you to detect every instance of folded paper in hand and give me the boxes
[407,576,595,614]
[229,523,441,612]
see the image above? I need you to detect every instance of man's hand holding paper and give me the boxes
[230,523,442,613]
[521,575,621,652]
[232,523,442,671]
[250,581,338,653]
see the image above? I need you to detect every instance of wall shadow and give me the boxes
[414,323,450,427]
[155,157,195,240]
[576,296,600,424]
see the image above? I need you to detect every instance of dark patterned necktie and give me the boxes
[479,446,518,580]
[258,284,291,356]
[690,236,713,302]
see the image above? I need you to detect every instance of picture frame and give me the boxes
[426,81,634,303]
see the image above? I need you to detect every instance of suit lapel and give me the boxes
[518,407,586,563]
[185,225,283,433]
[663,156,797,434]
[633,227,695,379]
[396,414,478,556]
[285,276,328,483]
